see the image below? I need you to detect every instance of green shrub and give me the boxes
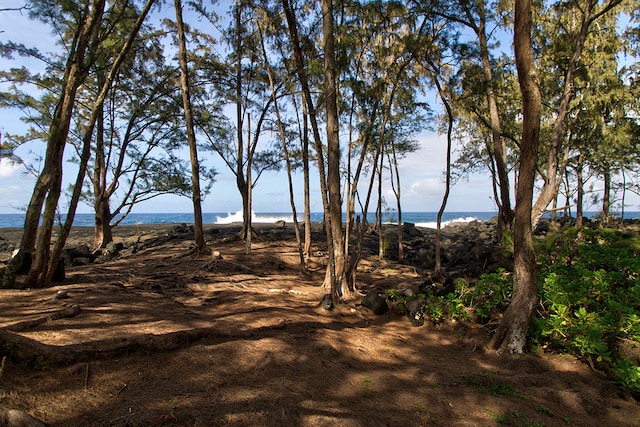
[391,227,640,392]
[533,228,640,391]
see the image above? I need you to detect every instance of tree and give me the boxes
[489,0,541,354]
[9,0,108,288]
[530,0,625,226]
[43,0,158,285]
[322,0,346,304]
[196,0,282,251]
[83,41,196,249]
[430,0,514,237]
[174,0,207,254]
[0,0,161,287]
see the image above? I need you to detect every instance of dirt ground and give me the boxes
[0,223,639,426]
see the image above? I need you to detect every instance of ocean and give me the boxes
[1,210,637,230]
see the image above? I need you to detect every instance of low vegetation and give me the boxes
[390,224,640,394]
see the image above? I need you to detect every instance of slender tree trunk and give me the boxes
[620,168,626,221]
[576,156,584,228]
[259,26,306,272]
[602,165,611,223]
[377,147,384,260]
[563,170,571,217]
[343,105,379,292]
[433,74,454,276]
[175,0,206,253]
[477,4,513,236]
[302,96,312,265]
[282,0,333,291]
[21,0,107,287]
[489,0,541,354]
[234,1,250,242]
[245,117,252,254]
[388,144,403,260]
[322,0,345,304]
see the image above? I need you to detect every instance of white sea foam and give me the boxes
[413,216,479,229]
[215,210,294,224]
[215,210,480,229]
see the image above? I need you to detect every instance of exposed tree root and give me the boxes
[5,305,81,333]
[0,326,212,368]
[0,314,317,368]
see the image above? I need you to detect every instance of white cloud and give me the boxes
[0,160,23,178]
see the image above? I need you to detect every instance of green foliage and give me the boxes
[466,269,513,323]
[362,376,374,397]
[384,283,471,324]
[612,359,640,392]
[415,227,640,393]
[532,228,640,392]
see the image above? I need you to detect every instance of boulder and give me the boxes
[321,294,333,311]
[62,244,93,266]
[0,263,16,289]
[11,250,32,275]
[404,298,425,326]
[361,292,388,315]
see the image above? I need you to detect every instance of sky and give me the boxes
[0,1,501,215]
[1,1,636,217]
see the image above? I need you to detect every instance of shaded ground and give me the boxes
[0,223,639,426]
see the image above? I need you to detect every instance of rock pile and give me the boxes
[394,218,502,276]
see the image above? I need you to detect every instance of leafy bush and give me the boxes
[415,227,640,392]
[462,269,512,323]
[531,228,640,390]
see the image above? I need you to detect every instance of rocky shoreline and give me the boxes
[0,219,504,280]
[3,215,639,282]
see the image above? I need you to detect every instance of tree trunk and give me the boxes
[377,147,384,260]
[302,95,312,265]
[93,196,113,250]
[21,0,107,288]
[282,0,333,291]
[477,3,513,236]
[245,117,253,255]
[322,0,346,304]
[325,0,349,291]
[175,0,207,254]
[433,73,454,276]
[93,97,112,250]
[602,165,611,223]
[389,144,403,260]
[576,156,584,228]
[233,1,252,244]
[489,0,541,354]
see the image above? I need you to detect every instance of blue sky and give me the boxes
[0,2,500,215]
[2,2,635,216]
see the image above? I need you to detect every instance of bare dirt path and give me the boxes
[1,224,639,426]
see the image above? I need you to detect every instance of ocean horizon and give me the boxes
[1,210,638,230]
